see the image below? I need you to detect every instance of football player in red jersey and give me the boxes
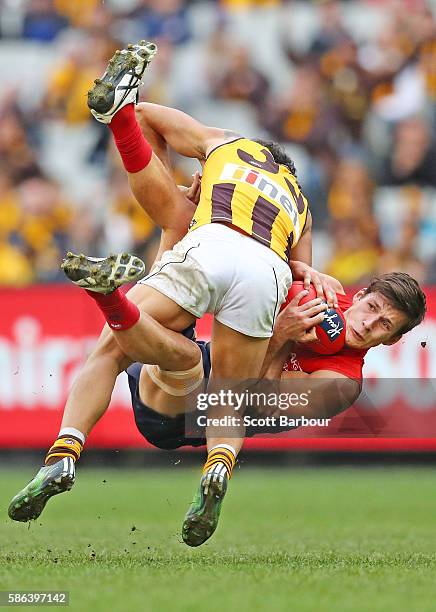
[259,275,426,426]
[120,276,425,450]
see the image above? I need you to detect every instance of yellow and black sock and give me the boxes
[45,435,83,466]
[203,445,236,480]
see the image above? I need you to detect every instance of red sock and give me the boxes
[108,104,153,173]
[85,289,140,330]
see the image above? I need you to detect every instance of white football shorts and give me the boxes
[139,223,292,338]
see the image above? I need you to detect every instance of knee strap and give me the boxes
[146,356,204,396]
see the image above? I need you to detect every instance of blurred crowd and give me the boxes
[1,0,436,286]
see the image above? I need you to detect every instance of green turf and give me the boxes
[2,466,436,611]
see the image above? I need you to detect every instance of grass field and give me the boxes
[2,466,436,611]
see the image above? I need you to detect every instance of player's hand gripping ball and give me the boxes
[285,281,347,355]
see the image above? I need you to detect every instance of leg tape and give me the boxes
[146,357,204,396]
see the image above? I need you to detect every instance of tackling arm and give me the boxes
[287,211,344,307]
[290,209,312,266]
[276,369,361,420]
[260,346,360,420]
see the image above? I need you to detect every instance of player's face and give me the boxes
[344,290,408,350]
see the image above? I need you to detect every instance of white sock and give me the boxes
[59,427,86,445]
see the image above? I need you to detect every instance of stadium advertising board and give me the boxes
[0,285,435,450]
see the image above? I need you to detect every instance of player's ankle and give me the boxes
[203,444,237,479]
[44,429,85,465]
[108,103,137,135]
[108,104,153,173]
[85,289,141,330]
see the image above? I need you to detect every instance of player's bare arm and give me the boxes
[136,103,241,161]
[265,369,361,421]
[282,211,341,308]
[290,209,312,266]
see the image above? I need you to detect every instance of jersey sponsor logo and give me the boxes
[219,163,301,238]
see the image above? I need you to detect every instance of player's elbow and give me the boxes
[331,378,361,414]
[306,377,361,419]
